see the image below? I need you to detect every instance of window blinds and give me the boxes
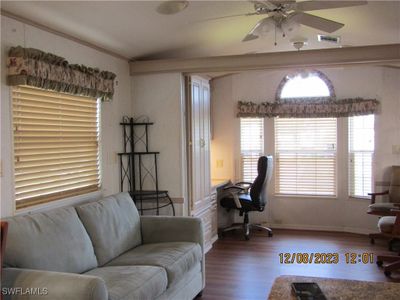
[240,118,264,182]
[348,115,374,197]
[12,86,100,208]
[275,118,337,196]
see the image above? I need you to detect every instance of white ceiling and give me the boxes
[1,1,400,60]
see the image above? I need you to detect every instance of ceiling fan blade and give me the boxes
[295,1,367,12]
[242,16,274,42]
[156,0,189,15]
[296,12,344,33]
[201,12,258,22]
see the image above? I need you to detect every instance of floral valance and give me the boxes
[7,46,116,101]
[237,98,380,118]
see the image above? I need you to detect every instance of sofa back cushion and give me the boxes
[76,192,142,265]
[4,206,97,273]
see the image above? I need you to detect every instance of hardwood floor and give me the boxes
[201,229,400,300]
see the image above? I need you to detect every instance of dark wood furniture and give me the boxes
[376,209,400,276]
[368,166,400,245]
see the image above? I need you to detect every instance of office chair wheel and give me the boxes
[370,238,375,244]
[384,270,391,277]
[268,232,273,237]
[244,234,250,241]
[376,260,383,267]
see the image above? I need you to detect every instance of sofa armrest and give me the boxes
[140,216,204,249]
[2,268,108,300]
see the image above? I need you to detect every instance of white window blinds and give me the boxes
[348,115,374,198]
[12,85,100,208]
[240,118,264,182]
[275,118,337,196]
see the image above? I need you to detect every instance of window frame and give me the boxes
[11,85,101,210]
[274,117,338,197]
[274,70,338,198]
[240,117,264,183]
[348,115,375,199]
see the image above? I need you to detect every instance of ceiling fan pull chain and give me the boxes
[274,25,277,46]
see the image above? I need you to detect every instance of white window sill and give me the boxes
[274,194,338,200]
[15,190,103,216]
[348,196,371,201]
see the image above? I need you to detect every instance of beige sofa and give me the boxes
[2,193,204,300]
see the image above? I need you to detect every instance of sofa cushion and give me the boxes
[76,192,142,265]
[368,203,396,212]
[106,242,202,287]
[378,216,396,233]
[4,206,97,273]
[85,266,167,300]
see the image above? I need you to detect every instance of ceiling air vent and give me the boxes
[318,35,341,44]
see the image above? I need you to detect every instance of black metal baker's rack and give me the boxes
[118,116,175,215]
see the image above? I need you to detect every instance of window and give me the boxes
[280,74,330,98]
[275,71,337,196]
[12,86,100,209]
[240,118,264,182]
[348,115,374,197]
[275,118,337,196]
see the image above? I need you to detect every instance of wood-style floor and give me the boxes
[201,229,400,300]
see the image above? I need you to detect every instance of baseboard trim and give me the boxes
[265,223,374,235]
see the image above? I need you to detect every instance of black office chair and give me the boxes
[220,155,273,240]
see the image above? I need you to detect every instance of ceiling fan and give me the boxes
[238,0,368,42]
[157,0,367,43]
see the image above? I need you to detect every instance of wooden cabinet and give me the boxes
[186,76,217,252]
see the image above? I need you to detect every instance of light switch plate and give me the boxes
[216,160,223,168]
[392,145,400,155]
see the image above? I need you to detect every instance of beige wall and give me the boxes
[1,16,132,217]
[131,73,187,216]
[210,66,400,233]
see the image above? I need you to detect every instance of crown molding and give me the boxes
[1,9,129,61]
[130,44,400,75]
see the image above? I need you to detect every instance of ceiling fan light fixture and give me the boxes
[281,18,300,34]
[290,38,308,50]
[156,0,189,15]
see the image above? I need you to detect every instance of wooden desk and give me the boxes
[268,275,400,300]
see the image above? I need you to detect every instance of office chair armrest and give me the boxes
[231,193,242,209]
[368,190,389,204]
[235,181,253,186]
[234,182,252,193]
[222,186,243,208]
[223,185,245,192]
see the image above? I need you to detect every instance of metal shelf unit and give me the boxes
[118,117,175,215]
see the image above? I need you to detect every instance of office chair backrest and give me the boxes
[250,156,273,209]
[389,166,400,203]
